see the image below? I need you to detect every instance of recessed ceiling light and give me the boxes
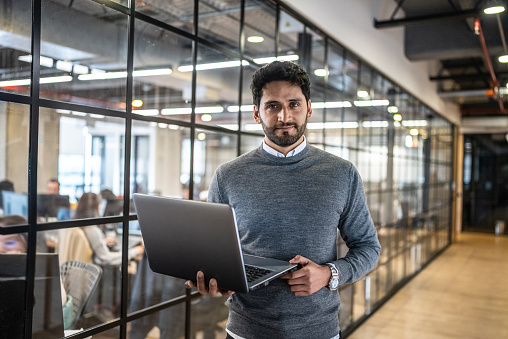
[499,55,508,63]
[247,36,264,43]
[314,69,328,77]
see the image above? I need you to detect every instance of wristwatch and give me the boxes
[326,263,339,291]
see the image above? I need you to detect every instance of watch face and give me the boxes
[331,279,339,289]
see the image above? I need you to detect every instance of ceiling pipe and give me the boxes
[475,17,505,113]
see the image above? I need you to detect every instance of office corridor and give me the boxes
[349,232,508,339]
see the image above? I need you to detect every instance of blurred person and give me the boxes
[46,178,60,195]
[73,193,143,266]
[0,216,27,254]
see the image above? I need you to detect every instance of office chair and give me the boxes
[60,260,103,329]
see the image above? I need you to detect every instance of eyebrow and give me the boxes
[263,98,302,105]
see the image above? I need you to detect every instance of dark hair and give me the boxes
[48,178,59,185]
[250,61,310,108]
[74,192,100,219]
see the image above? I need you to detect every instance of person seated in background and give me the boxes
[0,215,48,252]
[46,178,60,195]
[73,193,143,266]
[0,179,15,217]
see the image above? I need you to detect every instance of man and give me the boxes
[186,61,381,338]
[46,178,60,195]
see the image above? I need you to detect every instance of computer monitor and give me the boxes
[1,191,28,218]
[103,198,124,217]
[0,253,64,338]
[37,194,70,219]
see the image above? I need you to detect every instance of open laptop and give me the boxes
[133,193,298,293]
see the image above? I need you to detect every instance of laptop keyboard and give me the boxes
[245,265,272,283]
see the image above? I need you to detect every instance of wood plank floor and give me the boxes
[348,232,508,339]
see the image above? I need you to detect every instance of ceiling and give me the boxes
[374,0,508,117]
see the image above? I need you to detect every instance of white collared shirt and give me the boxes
[262,136,307,157]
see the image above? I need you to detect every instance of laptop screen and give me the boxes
[0,253,64,338]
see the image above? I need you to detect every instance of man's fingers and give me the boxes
[196,271,208,295]
[290,254,311,266]
[209,278,218,296]
[185,280,194,289]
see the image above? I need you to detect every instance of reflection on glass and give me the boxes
[198,0,241,47]
[38,110,125,209]
[128,256,186,338]
[133,21,194,123]
[194,129,238,199]
[0,102,29,219]
[0,0,32,96]
[40,1,128,109]
[136,1,194,34]
[195,44,241,129]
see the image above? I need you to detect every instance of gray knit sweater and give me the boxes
[208,144,381,339]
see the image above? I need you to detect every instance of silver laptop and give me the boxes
[133,193,298,293]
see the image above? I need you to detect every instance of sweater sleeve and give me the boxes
[82,225,123,266]
[333,164,381,285]
[207,167,224,204]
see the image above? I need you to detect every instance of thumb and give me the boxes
[290,255,310,266]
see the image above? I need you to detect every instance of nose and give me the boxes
[278,106,290,122]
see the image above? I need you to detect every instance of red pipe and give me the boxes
[475,17,505,113]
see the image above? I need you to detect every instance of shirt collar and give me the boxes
[262,136,307,157]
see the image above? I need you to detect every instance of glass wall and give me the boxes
[0,0,453,338]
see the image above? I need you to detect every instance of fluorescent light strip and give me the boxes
[177,55,299,72]
[312,101,352,109]
[307,122,359,129]
[18,55,54,68]
[161,106,224,115]
[178,61,249,72]
[362,121,389,128]
[402,120,428,127]
[133,109,160,116]
[227,105,253,112]
[354,100,390,107]
[0,75,72,87]
[78,68,172,80]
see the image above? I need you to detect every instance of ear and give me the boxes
[307,100,313,119]
[253,105,261,124]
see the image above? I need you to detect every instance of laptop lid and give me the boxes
[0,253,65,339]
[133,194,297,293]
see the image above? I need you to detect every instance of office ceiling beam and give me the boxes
[374,9,479,28]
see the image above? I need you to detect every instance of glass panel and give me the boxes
[195,44,241,129]
[135,1,194,34]
[133,21,194,123]
[244,0,276,62]
[240,134,264,155]
[191,295,229,338]
[278,10,304,67]
[128,301,186,338]
[40,0,128,110]
[0,101,29,220]
[38,110,126,221]
[194,130,238,199]
[198,0,241,48]
[128,255,186,336]
[0,0,32,96]
[0,253,27,337]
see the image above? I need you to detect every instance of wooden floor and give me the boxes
[348,232,508,339]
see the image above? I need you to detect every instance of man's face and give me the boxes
[253,81,312,149]
[47,182,59,195]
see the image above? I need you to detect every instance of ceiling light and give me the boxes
[178,61,249,72]
[387,105,399,113]
[197,132,206,140]
[354,99,389,107]
[253,55,299,64]
[484,0,506,14]
[499,55,508,63]
[133,109,159,116]
[56,60,73,72]
[314,69,328,77]
[357,90,369,98]
[73,64,89,74]
[132,99,143,107]
[78,68,172,80]
[0,75,73,87]
[393,114,402,121]
[227,105,253,112]
[247,36,264,43]
[201,114,213,122]
[18,55,54,68]
[410,128,419,136]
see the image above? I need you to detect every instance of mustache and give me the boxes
[275,122,298,128]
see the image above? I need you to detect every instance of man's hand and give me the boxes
[184,271,235,297]
[280,255,332,296]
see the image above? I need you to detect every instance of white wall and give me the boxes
[283,0,462,126]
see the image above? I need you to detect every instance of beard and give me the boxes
[260,117,308,147]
